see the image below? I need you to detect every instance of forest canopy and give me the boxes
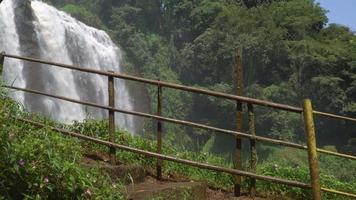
[45,0,356,154]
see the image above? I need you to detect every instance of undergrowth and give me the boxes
[1,88,355,200]
[0,90,124,199]
[70,119,356,200]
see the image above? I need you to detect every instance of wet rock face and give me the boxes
[0,53,4,75]
[13,0,51,114]
[14,0,32,17]
[2,0,147,133]
[13,0,38,57]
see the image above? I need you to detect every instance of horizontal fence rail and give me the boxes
[3,53,356,123]
[4,85,356,161]
[8,116,356,199]
[1,53,356,199]
[15,117,309,188]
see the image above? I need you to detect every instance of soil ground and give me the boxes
[82,153,290,200]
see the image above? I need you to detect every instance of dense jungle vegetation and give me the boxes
[1,0,356,199]
[1,91,355,199]
[43,0,356,155]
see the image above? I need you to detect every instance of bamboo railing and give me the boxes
[1,52,356,199]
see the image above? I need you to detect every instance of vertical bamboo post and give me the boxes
[234,49,243,197]
[0,52,4,75]
[156,80,163,180]
[108,71,116,165]
[248,103,257,197]
[303,99,321,200]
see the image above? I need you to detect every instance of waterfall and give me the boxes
[0,0,25,103]
[0,0,136,133]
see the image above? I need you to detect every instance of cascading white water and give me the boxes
[0,0,25,103]
[0,0,136,133]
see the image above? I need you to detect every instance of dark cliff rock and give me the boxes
[13,0,56,115]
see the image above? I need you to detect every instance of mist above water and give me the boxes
[0,0,137,133]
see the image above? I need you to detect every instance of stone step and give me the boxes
[124,177,207,200]
[82,153,145,184]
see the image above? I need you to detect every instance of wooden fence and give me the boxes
[1,52,356,199]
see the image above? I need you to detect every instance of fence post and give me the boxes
[108,71,116,165]
[0,52,4,75]
[302,99,321,200]
[156,80,163,180]
[248,103,257,197]
[234,49,243,197]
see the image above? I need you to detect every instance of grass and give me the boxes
[0,87,355,199]
[0,91,124,199]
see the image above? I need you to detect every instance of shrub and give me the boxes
[0,95,123,199]
[257,147,356,200]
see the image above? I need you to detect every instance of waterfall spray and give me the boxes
[0,0,136,133]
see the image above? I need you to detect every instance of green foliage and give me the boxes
[49,118,233,188]
[44,0,356,154]
[258,146,356,199]
[10,0,356,198]
[68,120,356,199]
[258,161,356,200]
[1,85,356,199]
[112,129,234,189]
[68,119,110,153]
[61,4,103,28]
[257,163,310,198]
[0,94,123,199]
